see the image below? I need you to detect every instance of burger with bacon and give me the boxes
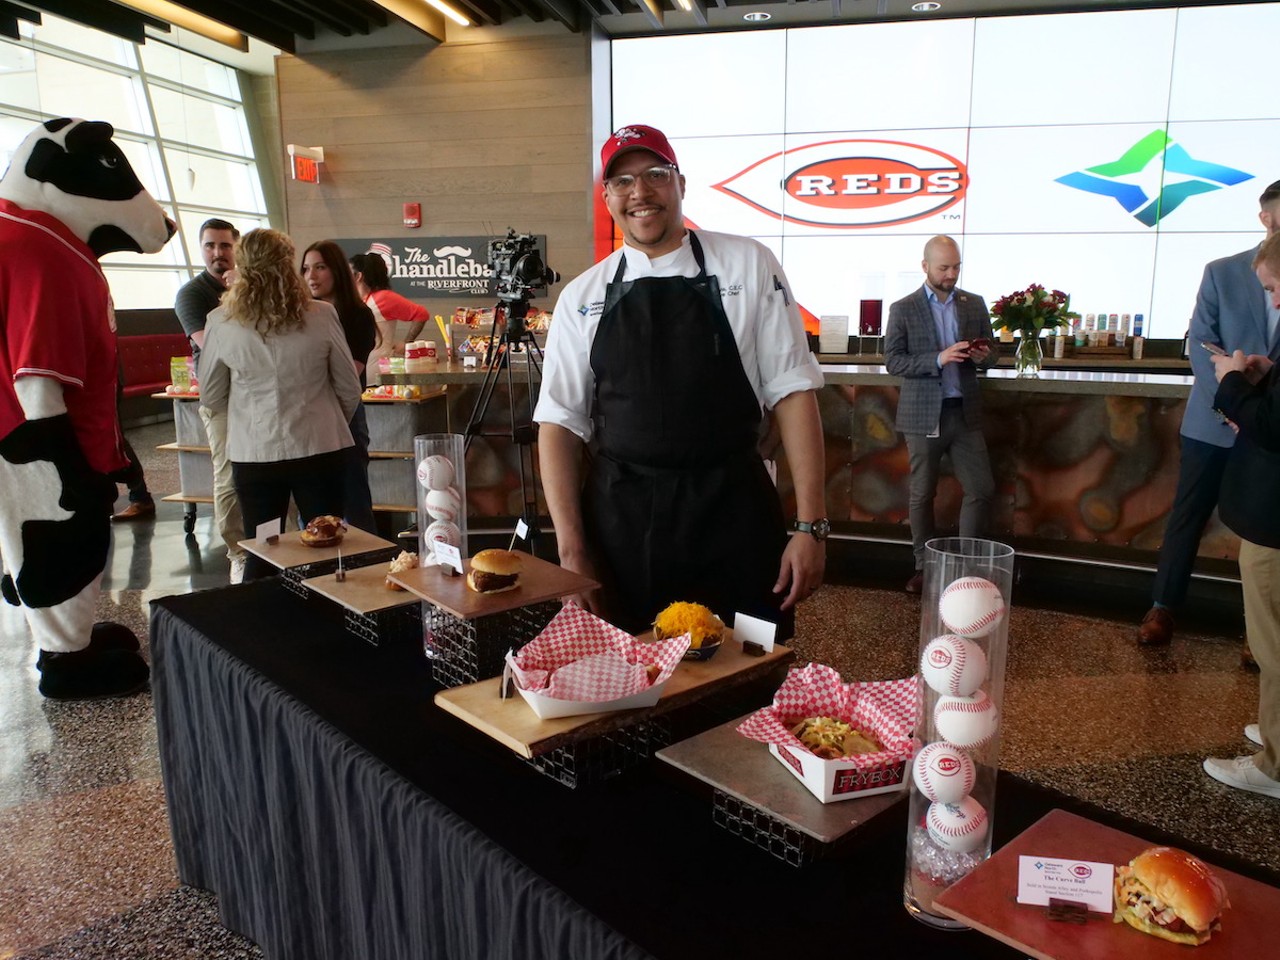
[1113,846,1229,946]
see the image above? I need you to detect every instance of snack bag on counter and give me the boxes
[169,356,190,393]
[505,602,689,719]
[737,662,919,802]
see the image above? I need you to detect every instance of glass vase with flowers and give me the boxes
[989,285,1080,377]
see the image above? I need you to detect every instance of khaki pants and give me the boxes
[1237,539,1280,779]
[198,405,244,562]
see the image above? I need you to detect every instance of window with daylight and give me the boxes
[0,13,271,309]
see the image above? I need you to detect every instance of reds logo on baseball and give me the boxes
[932,755,961,776]
[928,648,954,668]
[1071,864,1093,879]
[713,139,968,228]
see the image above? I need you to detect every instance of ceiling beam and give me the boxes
[166,0,297,49]
[537,0,579,30]
[0,0,39,23]
[686,0,706,25]
[46,0,156,42]
[452,0,503,26]
[367,0,447,42]
[0,13,18,38]
[220,0,316,39]
[636,0,662,29]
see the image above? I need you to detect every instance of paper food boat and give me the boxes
[506,603,690,720]
[738,662,919,803]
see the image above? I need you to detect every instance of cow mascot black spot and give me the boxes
[0,118,174,699]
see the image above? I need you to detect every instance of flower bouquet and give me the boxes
[989,284,1080,376]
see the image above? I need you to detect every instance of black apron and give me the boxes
[583,233,791,637]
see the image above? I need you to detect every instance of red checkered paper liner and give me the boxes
[737,662,920,767]
[510,602,689,702]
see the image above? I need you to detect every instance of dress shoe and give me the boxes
[1136,606,1173,646]
[905,571,924,594]
[112,500,155,521]
[1245,724,1263,747]
[1242,642,1259,672]
[1203,756,1280,799]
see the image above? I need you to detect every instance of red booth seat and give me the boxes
[119,333,191,399]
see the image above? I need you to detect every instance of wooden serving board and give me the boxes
[933,808,1280,960]
[238,526,397,571]
[434,633,793,758]
[388,552,597,620]
[301,562,419,614]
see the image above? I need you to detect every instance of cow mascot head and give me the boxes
[0,118,174,699]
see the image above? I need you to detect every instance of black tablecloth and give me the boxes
[150,580,1271,960]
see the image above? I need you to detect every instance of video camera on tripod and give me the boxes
[488,230,559,330]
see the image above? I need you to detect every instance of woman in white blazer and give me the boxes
[199,228,361,579]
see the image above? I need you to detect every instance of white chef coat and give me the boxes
[534,230,822,443]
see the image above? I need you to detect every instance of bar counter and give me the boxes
[383,358,1237,572]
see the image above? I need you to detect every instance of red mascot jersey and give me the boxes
[0,198,127,474]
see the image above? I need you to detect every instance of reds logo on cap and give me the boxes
[601,124,680,177]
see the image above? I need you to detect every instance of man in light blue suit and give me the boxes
[1139,179,1280,662]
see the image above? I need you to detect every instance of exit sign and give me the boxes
[287,144,324,184]
[292,155,320,183]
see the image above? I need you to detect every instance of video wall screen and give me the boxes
[611,3,1280,339]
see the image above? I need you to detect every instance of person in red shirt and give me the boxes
[350,252,429,368]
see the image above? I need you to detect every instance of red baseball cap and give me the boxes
[601,124,679,178]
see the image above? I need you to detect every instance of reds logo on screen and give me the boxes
[713,139,968,228]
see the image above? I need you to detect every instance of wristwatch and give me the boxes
[794,518,831,541]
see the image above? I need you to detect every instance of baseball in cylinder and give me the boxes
[912,741,977,804]
[926,796,989,854]
[424,486,462,523]
[920,634,988,697]
[416,455,456,491]
[939,576,1006,638]
[424,519,461,549]
[933,689,999,750]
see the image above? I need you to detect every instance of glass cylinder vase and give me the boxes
[1014,335,1043,377]
[414,433,467,564]
[903,537,1015,930]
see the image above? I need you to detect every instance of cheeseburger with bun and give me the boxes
[300,515,346,548]
[1114,846,1229,946]
[466,549,522,594]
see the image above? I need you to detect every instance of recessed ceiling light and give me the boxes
[742,11,772,21]
[912,1,941,10]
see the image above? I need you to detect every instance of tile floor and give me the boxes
[0,422,1275,959]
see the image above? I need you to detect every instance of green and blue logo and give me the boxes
[1056,130,1252,227]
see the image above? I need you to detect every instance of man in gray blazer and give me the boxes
[1139,179,1280,660]
[885,235,997,592]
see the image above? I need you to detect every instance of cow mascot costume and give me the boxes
[0,118,174,699]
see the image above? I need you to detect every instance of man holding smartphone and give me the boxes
[1138,179,1280,656]
[885,235,997,593]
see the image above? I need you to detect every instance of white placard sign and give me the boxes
[1016,856,1114,913]
[818,315,850,354]
[733,612,776,652]
[434,541,463,574]
[255,517,283,542]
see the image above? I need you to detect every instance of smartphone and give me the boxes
[968,337,992,350]
[1201,341,1227,356]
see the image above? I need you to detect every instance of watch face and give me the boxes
[812,518,831,540]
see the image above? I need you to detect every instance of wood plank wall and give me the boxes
[276,31,595,319]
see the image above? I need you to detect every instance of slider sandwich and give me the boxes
[466,549,522,594]
[1114,846,1229,946]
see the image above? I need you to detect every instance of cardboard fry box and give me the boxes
[506,603,689,720]
[738,663,920,804]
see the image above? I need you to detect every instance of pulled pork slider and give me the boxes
[466,549,522,594]
[300,515,346,548]
[1114,846,1229,946]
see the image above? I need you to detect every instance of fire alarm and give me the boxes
[403,202,421,229]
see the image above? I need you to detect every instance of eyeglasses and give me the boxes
[603,165,677,196]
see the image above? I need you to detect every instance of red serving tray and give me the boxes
[933,808,1280,960]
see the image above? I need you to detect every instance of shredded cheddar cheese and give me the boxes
[653,601,724,650]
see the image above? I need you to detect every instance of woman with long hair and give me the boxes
[302,240,378,534]
[199,229,360,580]
[350,252,429,367]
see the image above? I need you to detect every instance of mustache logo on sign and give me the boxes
[713,139,968,228]
[432,245,473,258]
